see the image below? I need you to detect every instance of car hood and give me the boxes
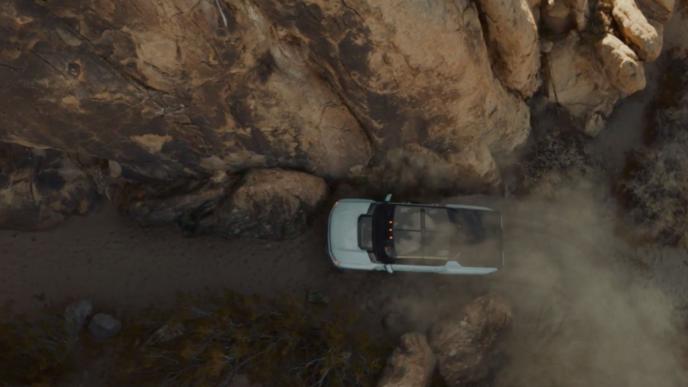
[328,199,374,265]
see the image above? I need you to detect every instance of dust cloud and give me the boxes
[473,177,686,387]
[370,171,687,386]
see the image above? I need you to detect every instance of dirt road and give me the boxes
[2,179,688,386]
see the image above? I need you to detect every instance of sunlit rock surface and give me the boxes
[428,295,512,387]
[0,0,679,234]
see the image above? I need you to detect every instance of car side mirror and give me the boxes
[384,264,394,274]
[384,193,392,202]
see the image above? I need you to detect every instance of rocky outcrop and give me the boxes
[541,0,674,136]
[478,0,541,97]
[202,169,328,239]
[0,143,97,230]
[546,34,621,136]
[596,33,647,95]
[0,0,528,185]
[612,0,663,61]
[105,167,326,239]
[428,295,512,387]
[0,0,371,183]
[0,0,529,190]
[378,333,436,387]
[0,0,678,234]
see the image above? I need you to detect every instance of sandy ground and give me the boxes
[0,199,487,324]
[0,203,336,313]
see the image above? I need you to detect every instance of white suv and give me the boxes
[327,195,503,275]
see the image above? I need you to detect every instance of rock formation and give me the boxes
[612,0,664,61]
[477,0,541,97]
[428,295,512,386]
[200,168,328,239]
[596,33,647,95]
[546,33,622,136]
[0,0,679,235]
[543,0,675,135]
[377,333,436,387]
[0,143,97,230]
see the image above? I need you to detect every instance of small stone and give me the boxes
[88,313,122,340]
[64,299,93,336]
[108,160,122,178]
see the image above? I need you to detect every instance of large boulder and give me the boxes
[612,0,663,61]
[477,0,541,97]
[428,295,512,387]
[202,168,328,239]
[545,33,621,136]
[0,143,98,230]
[106,173,235,234]
[596,33,647,95]
[377,333,436,387]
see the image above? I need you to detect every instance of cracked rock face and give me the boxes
[0,0,529,190]
[0,0,679,235]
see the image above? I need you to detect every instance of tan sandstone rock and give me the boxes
[613,0,663,61]
[637,0,675,22]
[0,0,678,235]
[478,0,541,97]
[0,0,371,183]
[377,333,436,387]
[428,295,512,387]
[596,33,647,95]
[204,169,328,239]
[546,33,621,136]
[0,0,530,197]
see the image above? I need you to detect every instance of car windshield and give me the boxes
[371,203,502,267]
[358,215,373,250]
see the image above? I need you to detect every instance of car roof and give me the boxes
[384,202,503,268]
